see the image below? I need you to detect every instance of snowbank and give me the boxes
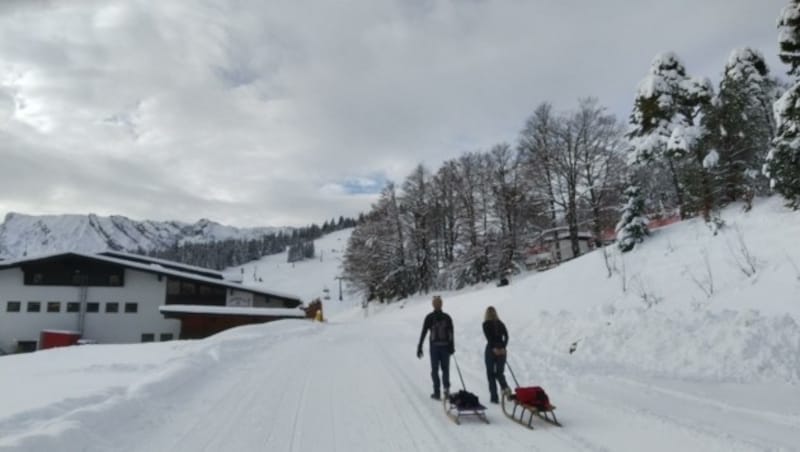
[389,196,800,385]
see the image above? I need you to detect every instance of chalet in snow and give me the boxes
[0,251,304,354]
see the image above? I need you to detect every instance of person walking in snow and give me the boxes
[483,306,510,404]
[416,295,454,400]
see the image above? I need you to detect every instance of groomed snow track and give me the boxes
[1,315,798,452]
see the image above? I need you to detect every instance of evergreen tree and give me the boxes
[616,185,649,252]
[779,0,800,78]
[627,52,716,220]
[768,1,800,208]
[706,48,777,206]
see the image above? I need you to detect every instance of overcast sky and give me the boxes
[0,0,788,227]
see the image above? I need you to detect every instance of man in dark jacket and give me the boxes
[416,295,454,400]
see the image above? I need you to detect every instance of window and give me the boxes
[124,302,138,313]
[109,274,121,286]
[66,302,80,313]
[167,281,180,295]
[47,301,61,313]
[32,273,44,284]
[105,302,119,313]
[160,333,174,341]
[86,302,99,313]
[27,301,41,312]
[141,333,155,343]
[6,301,21,312]
[181,282,196,295]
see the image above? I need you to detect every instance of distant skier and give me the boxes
[416,295,454,400]
[483,306,510,404]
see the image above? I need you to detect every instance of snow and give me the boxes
[703,149,720,168]
[0,212,286,259]
[224,228,358,318]
[0,199,799,451]
[159,304,306,317]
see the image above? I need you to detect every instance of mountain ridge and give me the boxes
[0,212,289,259]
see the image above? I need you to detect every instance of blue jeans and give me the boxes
[429,344,451,395]
[485,346,509,400]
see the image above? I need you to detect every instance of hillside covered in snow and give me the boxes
[0,212,286,259]
[0,197,798,452]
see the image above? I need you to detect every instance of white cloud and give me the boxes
[0,0,787,226]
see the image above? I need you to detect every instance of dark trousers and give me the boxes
[429,344,451,395]
[485,346,509,400]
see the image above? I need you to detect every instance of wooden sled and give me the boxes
[501,392,561,429]
[502,362,562,429]
[442,356,489,425]
[444,394,489,425]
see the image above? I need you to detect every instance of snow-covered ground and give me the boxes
[224,228,360,318]
[1,198,799,451]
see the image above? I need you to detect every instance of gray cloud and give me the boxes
[0,0,788,227]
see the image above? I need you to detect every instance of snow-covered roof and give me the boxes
[99,250,226,280]
[532,227,594,241]
[159,305,306,318]
[0,252,303,304]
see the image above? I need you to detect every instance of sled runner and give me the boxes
[501,363,561,429]
[443,356,489,425]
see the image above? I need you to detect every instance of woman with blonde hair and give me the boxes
[483,306,510,403]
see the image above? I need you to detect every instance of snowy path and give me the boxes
[3,316,799,452]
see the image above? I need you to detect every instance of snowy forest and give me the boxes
[343,3,800,302]
[148,216,356,270]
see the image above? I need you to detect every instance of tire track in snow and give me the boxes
[501,347,775,452]
[608,376,800,428]
[373,342,456,452]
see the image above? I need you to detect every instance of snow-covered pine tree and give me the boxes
[627,52,716,221]
[670,76,716,221]
[779,0,800,77]
[627,53,692,217]
[616,184,649,252]
[706,48,777,207]
[767,1,800,208]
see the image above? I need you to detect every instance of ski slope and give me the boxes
[0,198,799,451]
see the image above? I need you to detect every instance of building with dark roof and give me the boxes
[0,252,304,353]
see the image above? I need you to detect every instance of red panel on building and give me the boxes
[39,330,81,350]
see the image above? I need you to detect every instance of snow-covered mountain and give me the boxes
[0,212,287,259]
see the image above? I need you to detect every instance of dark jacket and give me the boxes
[418,310,454,351]
[482,319,508,349]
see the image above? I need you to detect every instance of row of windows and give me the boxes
[5,301,138,314]
[142,333,173,342]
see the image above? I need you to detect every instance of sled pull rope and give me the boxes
[452,355,467,391]
[506,360,521,388]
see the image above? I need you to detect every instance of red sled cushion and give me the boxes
[515,386,550,409]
